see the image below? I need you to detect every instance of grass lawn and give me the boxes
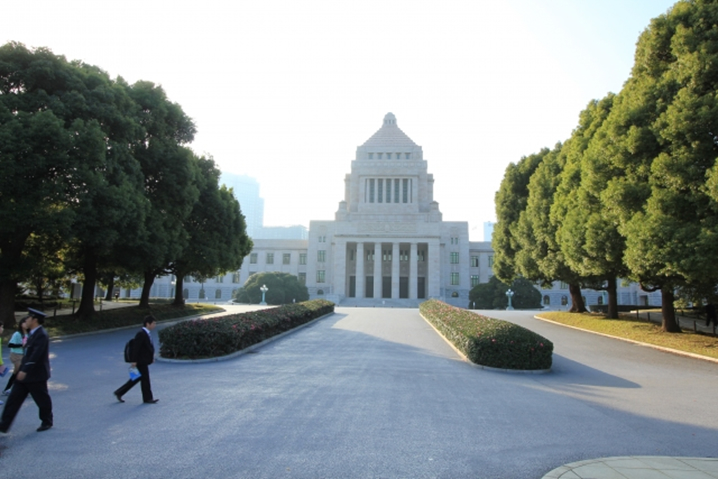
[3,302,223,340]
[538,311,718,360]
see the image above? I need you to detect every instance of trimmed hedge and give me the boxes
[159,300,335,359]
[420,299,552,370]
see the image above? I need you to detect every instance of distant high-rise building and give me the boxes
[257,225,309,240]
[220,173,264,238]
[483,221,495,242]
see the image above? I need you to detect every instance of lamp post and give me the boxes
[260,284,268,305]
[506,289,514,311]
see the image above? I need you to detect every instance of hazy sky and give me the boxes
[3,0,677,240]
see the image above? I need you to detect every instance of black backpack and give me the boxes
[124,338,135,363]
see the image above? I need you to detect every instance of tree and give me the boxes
[554,95,625,317]
[0,43,93,327]
[516,144,588,313]
[469,276,541,310]
[171,156,253,306]
[235,272,309,305]
[597,0,718,331]
[122,81,199,308]
[492,151,546,283]
[63,69,148,319]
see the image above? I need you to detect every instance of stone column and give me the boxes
[409,242,418,299]
[374,242,382,299]
[333,238,346,300]
[428,239,441,298]
[356,242,364,298]
[391,242,400,299]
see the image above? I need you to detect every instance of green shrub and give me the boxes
[420,299,552,370]
[159,300,334,359]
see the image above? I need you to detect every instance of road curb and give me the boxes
[534,315,718,364]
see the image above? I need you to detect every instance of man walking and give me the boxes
[114,315,159,404]
[0,308,53,433]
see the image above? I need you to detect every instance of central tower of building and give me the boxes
[307,113,470,305]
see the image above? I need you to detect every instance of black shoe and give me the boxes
[144,399,159,404]
[0,425,7,434]
[37,424,52,432]
[114,392,125,403]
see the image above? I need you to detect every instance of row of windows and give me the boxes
[249,252,308,265]
[365,178,413,204]
[455,254,494,267]
[246,251,492,268]
[367,152,412,160]
[184,275,242,285]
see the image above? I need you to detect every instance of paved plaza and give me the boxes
[0,306,717,478]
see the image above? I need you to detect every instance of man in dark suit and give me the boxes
[0,308,54,433]
[114,315,159,404]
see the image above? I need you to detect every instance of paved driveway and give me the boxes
[1,307,717,478]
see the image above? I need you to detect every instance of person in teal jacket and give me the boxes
[3,316,28,396]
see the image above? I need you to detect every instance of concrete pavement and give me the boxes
[543,456,718,478]
[0,306,716,478]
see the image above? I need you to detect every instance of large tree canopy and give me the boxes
[594,0,718,331]
[0,43,251,324]
[0,43,146,325]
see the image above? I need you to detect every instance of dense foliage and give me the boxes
[159,300,334,359]
[420,300,552,370]
[0,42,251,326]
[492,1,718,331]
[234,272,309,305]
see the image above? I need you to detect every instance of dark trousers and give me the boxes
[4,373,16,392]
[114,364,153,402]
[0,380,53,432]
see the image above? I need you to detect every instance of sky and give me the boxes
[3,0,678,240]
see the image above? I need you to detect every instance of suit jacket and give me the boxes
[20,326,51,382]
[133,328,155,365]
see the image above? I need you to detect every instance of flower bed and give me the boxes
[420,299,552,370]
[159,300,335,359]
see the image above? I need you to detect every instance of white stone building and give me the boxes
[126,113,662,310]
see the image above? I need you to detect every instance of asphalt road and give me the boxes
[0,307,716,478]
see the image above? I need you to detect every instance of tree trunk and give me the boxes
[568,283,587,313]
[661,288,681,333]
[104,276,115,301]
[173,274,186,306]
[139,270,155,308]
[606,277,619,319]
[76,251,98,320]
[35,279,46,305]
[0,279,17,329]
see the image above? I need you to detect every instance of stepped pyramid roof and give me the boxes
[362,113,418,148]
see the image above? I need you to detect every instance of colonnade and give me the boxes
[332,239,440,300]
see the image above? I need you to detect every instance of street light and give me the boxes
[260,284,268,305]
[506,289,515,311]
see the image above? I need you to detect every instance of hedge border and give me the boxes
[157,311,334,364]
[157,300,335,361]
[420,299,553,372]
[420,312,551,374]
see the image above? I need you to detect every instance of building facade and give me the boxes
[125,113,661,310]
